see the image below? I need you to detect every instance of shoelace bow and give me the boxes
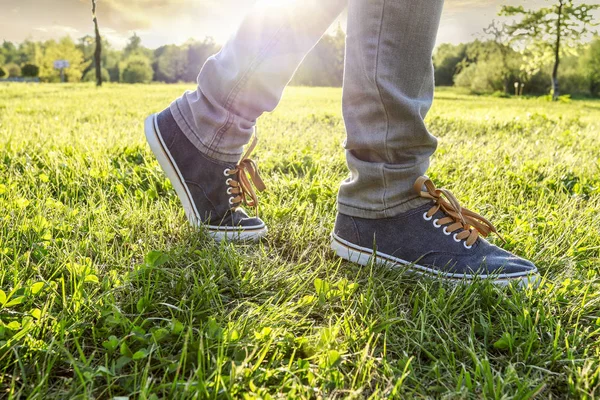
[226,134,266,209]
[414,176,504,247]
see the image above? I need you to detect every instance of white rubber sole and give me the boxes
[144,114,267,242]
[331,233,539,288]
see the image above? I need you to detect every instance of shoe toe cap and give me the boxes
[230,208,265,229]
[237,216,266,229]
[476,243,537,277]
[424,245,538,278]
[484,254,537,277]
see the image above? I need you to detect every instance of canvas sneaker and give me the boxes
[332,176,538,286]
[144,107,267,241]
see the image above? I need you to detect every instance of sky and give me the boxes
[0,0,598,49]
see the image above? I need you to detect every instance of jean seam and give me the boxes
[210,24,287,151]
[381,166,389,217]
[374,0,391,215]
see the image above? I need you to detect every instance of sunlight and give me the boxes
[251,0,303,19]
[255,0,298,9]
[194,0,300,44]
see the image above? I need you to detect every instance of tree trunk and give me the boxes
[552,0,563,101]
[92,0,102,87]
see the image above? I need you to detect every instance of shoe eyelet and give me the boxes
[453,233,461,243]
[226,188,233,195]
[433,219,441,228]
[223,168,231,176]
[228,197,235,205]
[423,212,433,221]
[464,242,473,250]
[225,178,232,185]
[443,227,451,236]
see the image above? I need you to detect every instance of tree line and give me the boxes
[1,0,598,97]
[0,27,345,87]
[434,35,600,97]
[0,34,220,85]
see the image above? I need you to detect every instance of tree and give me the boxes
[79,36,120,82]
[22,64,40,77]
[0,67,5,78]
[78,36,95,62]
[91,0,103,86]
[581,37,600,96]
[124,34,142,57]
[123,33,152,59]
[433,43,467,86]
[154,45,187,83]
[483,21,521,94]
[5,63,21,78]
[501,1,599,100]
[292,26,345,87]
[121,55,153,83]
[83,67,109,82]
[39,38,86,82]
[18,40,42,66]
[1,42,18,64]
[183,38,220,82]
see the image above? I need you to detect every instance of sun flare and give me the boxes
[255,0,299,11]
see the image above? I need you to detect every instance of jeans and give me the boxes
[170,0,445,219]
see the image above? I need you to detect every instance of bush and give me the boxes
[292,28,345,87]
[5,63,21,78]
[560,70,589,96]
[83,68,110,83]
[521,71,551,95]
[434,43,467,86]
[121,56,153,84]
[107,66,120,83]
[581,38,600,97]
[21,64,40,77]
[154,45,187,83]
[0,67,5,78]
[491,90,510,98]
[454,61,506,93]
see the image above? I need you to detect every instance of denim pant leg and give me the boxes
[338,0,445,219]
[171,0,347,163]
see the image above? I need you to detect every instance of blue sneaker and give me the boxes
[145,108,267,241]
[332,176,538,286]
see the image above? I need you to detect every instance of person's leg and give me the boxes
[339,0,443,219]
[173,0,347,163]
[332,0,538,286]
[145,0,346,241]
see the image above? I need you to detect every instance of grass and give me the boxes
[0,83,599,399]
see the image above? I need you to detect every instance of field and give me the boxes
[0,83,600,399]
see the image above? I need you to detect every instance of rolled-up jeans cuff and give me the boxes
[170,99,244,164]
[337,195,431,219]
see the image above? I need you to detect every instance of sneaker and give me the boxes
[331,176,538,286]
[144,108,267,241]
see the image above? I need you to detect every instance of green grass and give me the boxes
[0,83,599,399]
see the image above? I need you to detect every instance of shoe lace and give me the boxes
[414,176,504,247]
[225,134,266,210]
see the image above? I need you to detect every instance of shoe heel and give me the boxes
[144,114,199,226]
[331,234,372,267]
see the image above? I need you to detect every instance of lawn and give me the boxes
[0,83,599,399]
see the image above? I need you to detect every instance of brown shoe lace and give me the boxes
[224,134,266,210]
[414,176,504,247]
